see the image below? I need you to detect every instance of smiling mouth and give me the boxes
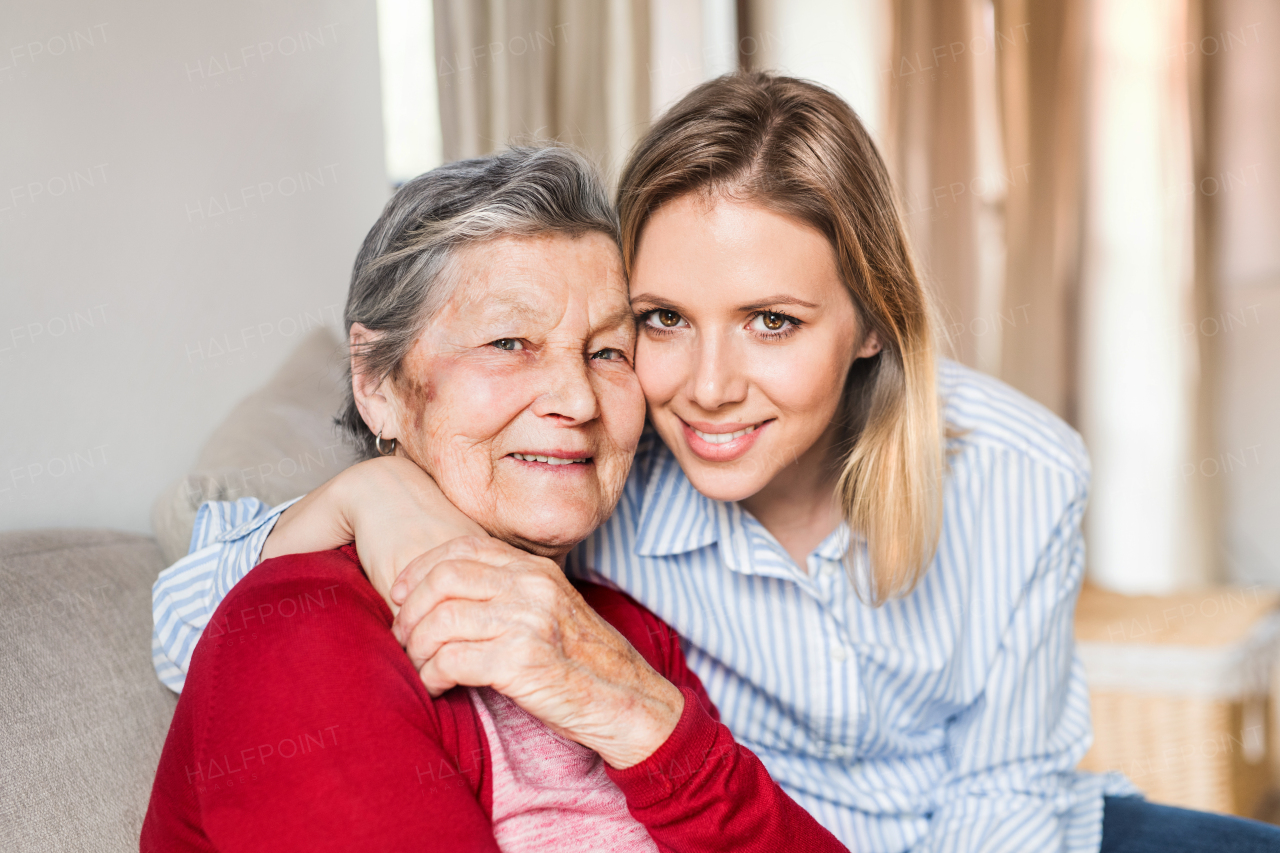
[679,418,773,463]
[688,424,762,445]
[509,453,591,466]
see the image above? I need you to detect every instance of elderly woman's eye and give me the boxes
[749,312,799,335]
[644,309,686,330]
[490,338,523,351]
[591,348,625,361]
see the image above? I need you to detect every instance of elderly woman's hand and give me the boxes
[390,536,685,770]
[262,456,488,611]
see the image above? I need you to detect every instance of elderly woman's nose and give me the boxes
[530,352,601,423]
[689,330,748,412]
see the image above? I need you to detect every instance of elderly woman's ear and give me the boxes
[350,323,402,447]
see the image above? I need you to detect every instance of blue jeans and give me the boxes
[1101,796,1280,852]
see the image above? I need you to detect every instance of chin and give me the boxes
[669,447,777,503]
[498,503,601,557]
[683,470,767,503]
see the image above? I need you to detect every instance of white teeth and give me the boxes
[511,453,586,465]
[691,425,758,445]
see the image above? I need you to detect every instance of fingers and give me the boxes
[391,557,516,644]
[401,597,507,670]
[417,636,529,698]
[391,535,525,604]
[417,641,486,697]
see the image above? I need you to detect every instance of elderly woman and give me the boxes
[141,148,844,852]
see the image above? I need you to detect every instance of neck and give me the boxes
[738,421,845,572]
[508,537,570,569]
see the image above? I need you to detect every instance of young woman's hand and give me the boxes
[390,536,685,770]
[261,456,488,611]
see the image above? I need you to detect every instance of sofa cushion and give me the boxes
[150,327,363,565]
[0,530,175,852]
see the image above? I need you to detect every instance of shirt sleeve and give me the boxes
[913,479,1094,853]
[601,599,849,853]
[150,496,302,692]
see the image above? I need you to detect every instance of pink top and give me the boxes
[470,687,657,853]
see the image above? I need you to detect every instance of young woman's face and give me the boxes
[630,194,880,502]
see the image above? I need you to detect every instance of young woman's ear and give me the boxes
[350,323,400,442]
[856,328,883,360]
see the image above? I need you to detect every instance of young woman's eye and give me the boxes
[749,312,800,335]
[489,338,523,351]
[590,348,626,361]
[643,309,687,330]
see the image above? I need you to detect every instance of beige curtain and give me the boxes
[992,0,1087,423]
[1077,0,1213,593]
[887,0,1218,590]
[885,0,993,372]
[433,0,651,181]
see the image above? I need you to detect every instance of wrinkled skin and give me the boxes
[268,232,680,768]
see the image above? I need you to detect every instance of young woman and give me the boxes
[153,74,1280,852]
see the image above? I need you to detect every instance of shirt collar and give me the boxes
[814,523,853,562]
[633,440,718,558]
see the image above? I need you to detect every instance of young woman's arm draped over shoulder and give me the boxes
[144,547,499,852]
[152,457,479,690]
[580,586,849,853]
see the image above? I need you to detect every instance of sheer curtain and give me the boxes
[431,0,651,180]
[885,0,1007,374]
[429,0,740,181]
[993,0,1087,423]
[1078,0,1213,593]
[884,0,1216,592]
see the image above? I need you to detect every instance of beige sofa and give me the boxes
[0,330,357,849]
[0,529,176,850]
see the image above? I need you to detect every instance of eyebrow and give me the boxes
[735,295,819,312]
[630,293,819,313]
[595,306,639,333]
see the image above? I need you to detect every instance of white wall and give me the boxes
[746,0,890,145]
[0,1,389,533]
[648,0,738,117]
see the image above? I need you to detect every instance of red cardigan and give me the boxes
[142,545,847,852]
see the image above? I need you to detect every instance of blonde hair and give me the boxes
[617,73,944,603]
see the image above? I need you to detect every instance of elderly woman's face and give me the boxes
[383,233,643,557]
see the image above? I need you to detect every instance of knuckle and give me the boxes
[523,573,559,600]
[435,643,465,674]
[404,633,429,663]
[453,536,485,557]
[405,551,433,578]
[532,617,558,643]
[432,559,466,590]
[436,599,464,633]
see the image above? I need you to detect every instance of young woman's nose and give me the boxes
[530,350,600,424]
[688,330,748,411]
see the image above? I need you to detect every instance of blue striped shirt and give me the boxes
[152,359,1136,851]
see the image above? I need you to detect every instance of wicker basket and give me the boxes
[1075,584,1280,817]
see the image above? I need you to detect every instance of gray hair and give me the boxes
[338,146,619,458]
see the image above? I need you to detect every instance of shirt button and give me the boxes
[831,744,853,759]
[831,645,850,661]
[821,563,838,577]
